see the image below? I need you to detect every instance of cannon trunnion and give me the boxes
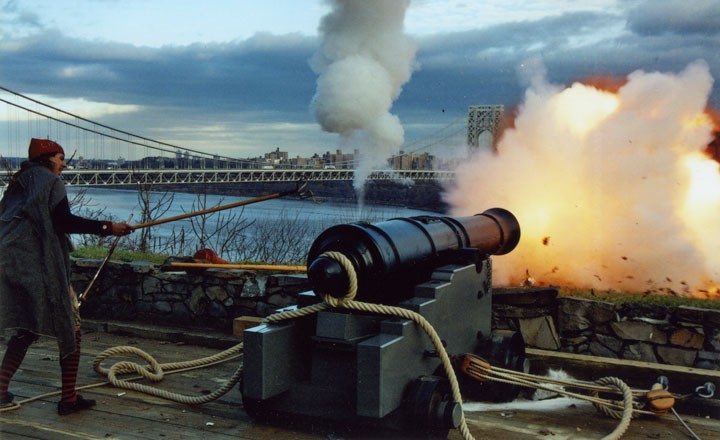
[241,208,527,437]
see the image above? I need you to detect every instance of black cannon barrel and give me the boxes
[306,208,520,304]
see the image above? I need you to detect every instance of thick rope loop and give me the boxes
[591,376,638,421]
[593,377,635,440]
[316,250,358,307]
[92,342,244,405]
[471,367,637,440]
[97,346,165,382]
[263,250,356,323]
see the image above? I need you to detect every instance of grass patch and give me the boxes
[71,246,170,264]
[70,246,720,311]
[70,246,266,266]
[560,289,720,310]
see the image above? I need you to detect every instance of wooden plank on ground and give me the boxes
[526,348,720,382]
[526,347,720,419]
[0,330,318,440]
[3,329,719,440]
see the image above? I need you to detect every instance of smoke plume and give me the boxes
[310,0,417,197]
[446,60,719,297]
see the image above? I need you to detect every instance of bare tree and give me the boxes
[67,188,113,248]
[240,208,324,264]
[134,182,175,253]
[184,190,255,258]
[61,180,410,265]
[0,155,13,194]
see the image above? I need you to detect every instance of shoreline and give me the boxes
[152,179,449,213]
[88,179,449,214]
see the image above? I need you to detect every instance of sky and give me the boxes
[0,0,719,160]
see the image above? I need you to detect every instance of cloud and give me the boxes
[1,30,318,110]
[0,29,326,157]
[0,3,718,160]
[395,12,628,114]
[626,0,720,36]
[0,0,43,39]
[397,8,720,116]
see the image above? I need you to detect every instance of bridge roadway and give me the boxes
[1,167,454,186]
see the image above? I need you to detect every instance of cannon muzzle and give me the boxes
[307,208,520,304]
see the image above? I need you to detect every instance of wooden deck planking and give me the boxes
[463,401,720,439]
[0,329,316,440]
[1,325,719,440]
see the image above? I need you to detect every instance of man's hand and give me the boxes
[110,222,133,236]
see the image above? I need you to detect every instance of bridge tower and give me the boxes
[466,105,504,150]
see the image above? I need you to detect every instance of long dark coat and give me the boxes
[0,162,77,357]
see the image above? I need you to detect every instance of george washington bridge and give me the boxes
[0,85,502,187]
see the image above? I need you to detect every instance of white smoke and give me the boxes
[310,0,417,198]
[446,60,719,296]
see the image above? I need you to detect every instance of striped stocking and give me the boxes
[59,330,82,404]
[0,331,35,399]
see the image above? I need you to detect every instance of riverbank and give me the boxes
[154,179,448,213]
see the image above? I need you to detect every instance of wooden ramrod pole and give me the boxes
[133,193,280,230]
[79,182,311,304]
[78,214,133,304]
[168,262,307,272]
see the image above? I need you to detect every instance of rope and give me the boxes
[264,250,357,322]
[594,377,635,440]
[287,251,640,440]
[0,401,20,412]
[471,361,654,415]
[465,354,644,440]
[77,252,352,408]
[283,251,475,439]
[91,343,244,404]
[469,348,706,440]
[4,249,670,440]
[671,408,703,440]
[0,349,242,413]
[592,379,643,421]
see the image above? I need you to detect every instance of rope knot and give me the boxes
[318,251,358,307]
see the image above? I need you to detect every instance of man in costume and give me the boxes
[0,138,132,415]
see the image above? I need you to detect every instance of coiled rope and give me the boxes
[594,376,635,439]
[0,345,243,413]
[79,250,637,440]
[92,343,244,404]
[267,251,636,440]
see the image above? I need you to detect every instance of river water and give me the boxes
[65,187,437,262]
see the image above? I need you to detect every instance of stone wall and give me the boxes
[71,259,310,331]
[72,260,720,370]
[493,287,720,371]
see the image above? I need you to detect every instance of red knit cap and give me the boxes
[193,248,229,264]
[28,138,64,160]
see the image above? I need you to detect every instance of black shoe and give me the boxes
[0,391,14,407]
[57,395,96,415]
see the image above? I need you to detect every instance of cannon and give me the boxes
[241,208,527,437]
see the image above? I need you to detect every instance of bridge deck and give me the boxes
[0,168,455,187]
[1,322,717,440]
